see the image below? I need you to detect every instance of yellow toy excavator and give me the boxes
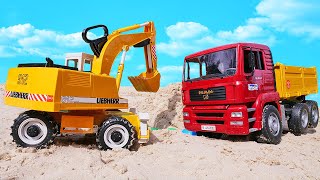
[4,21,160,150]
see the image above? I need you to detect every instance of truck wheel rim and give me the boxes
[268,112,280,136]
[312,106,319,124]
[17,118,48,145]
[301,109,308,128]
[104,124,129,148]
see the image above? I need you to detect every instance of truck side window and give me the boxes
[256,51,264,70]
[244,50,254,73]
[185,61,201,80]
[201,62,207,76]
[244,50,265,73]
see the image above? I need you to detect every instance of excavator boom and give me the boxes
[84,21,160,92]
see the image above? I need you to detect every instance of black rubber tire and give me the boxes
[96,116,136,150]
[288,103,309,136]
[306,100,319,128]
[11,110,58,148]
[196,132,223,139]
[257,105,282,145]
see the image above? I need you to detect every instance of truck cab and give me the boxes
[182,43,280,136]
[182,42,319,144]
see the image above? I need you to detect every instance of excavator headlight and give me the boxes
[183,112,189,117]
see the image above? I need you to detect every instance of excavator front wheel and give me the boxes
[96,116,136,150]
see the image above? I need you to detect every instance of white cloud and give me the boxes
[0,24,34,39]
[166,22,209,40]
[158,22,275,57]
[158,0,320,57]
[217,24,277,45]
[157,22,211,57]
[157,41,196,57]
[158,65,183,73]
[0,46,25,57]
[253,0,320,39]
[157,65,183,86]
[0,23,93,58]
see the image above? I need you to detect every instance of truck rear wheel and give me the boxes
[306,100,319,128]
[11,110,58,148]
[288,103,309,136]
[96,116,136,150]
[257,105,282,145]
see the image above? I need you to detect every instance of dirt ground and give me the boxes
[1,84,320,179]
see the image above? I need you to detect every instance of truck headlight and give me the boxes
[230,121,243,126]
[231,112,243,118]
[183,112,189,117]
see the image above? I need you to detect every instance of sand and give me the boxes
[1,84,320,179]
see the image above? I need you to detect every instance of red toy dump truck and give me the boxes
[182,43,318,144]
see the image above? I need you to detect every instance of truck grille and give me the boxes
[189,87,226,101]
[196,120,224,125]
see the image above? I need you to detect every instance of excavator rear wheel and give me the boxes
[11,110,58,148]
[96,116,136,150]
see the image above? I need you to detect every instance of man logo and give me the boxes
[198,90,214,95]
[203,94,209,100]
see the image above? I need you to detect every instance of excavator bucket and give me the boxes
[128,71,160,92]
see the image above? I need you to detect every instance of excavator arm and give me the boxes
[82,22,160,92]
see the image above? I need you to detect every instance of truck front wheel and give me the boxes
[257,105,282,145]
[306,100,319,128]
[288,103,309,136]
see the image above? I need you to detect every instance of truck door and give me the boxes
[242,48,265,101]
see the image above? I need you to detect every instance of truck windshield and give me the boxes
[184,48,237,81]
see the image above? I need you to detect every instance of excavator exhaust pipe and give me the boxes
[128,71,160,92]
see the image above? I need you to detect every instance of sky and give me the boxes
[0,0,319,101]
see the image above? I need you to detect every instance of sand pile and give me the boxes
[1,84,320,179]
[0,85,4,103]
[120,83,184,129]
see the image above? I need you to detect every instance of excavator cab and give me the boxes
[65,52,94,72]
[82,22,161,92]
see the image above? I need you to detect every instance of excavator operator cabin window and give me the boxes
[83,60,92,72]
[67,59,78,69]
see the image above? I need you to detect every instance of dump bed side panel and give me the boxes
[275,63,318,99]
